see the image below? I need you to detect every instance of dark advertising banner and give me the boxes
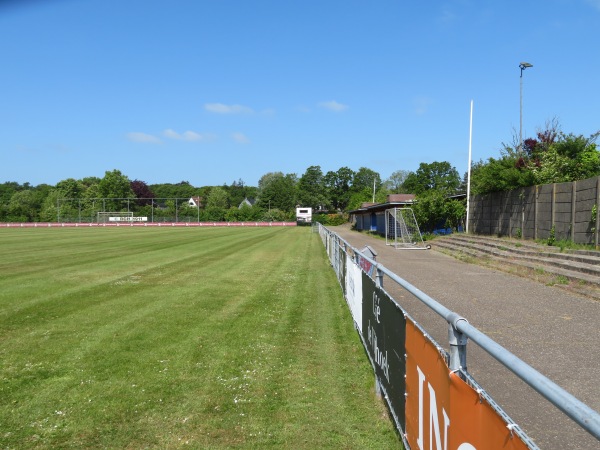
[361,272,406,427]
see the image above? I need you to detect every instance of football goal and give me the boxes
[385,208,430,250]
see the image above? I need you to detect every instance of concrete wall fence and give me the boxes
[469,175,600,245]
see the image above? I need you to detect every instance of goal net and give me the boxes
[97,211,134,223]
[385,208,429,250]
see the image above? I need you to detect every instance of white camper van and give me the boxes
[295,207,312,225]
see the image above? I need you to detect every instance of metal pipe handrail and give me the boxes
[322,225,600,440]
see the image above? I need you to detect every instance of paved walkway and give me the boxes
[329,226,599,450]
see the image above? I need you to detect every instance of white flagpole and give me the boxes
[372,178,376,203]
[466,100,473,233]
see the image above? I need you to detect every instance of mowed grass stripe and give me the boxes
[0,228,274,316]
[0,228,399,449]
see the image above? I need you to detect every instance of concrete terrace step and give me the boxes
[430,234,600,300]
[440,235,600,271]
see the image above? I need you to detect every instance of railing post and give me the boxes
[448,316,469,374]
[376,266,384,289]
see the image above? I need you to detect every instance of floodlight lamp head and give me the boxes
[519,62,533,77]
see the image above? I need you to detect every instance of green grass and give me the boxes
[547,275,570,286]
[0,227,399,449]
[534,237,597,252]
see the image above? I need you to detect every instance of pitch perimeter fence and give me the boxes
[317,224,599,450]
[1,222,295,228]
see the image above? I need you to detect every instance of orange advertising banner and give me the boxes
[404,320,531,450]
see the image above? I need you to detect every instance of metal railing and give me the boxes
[318,224,600,442]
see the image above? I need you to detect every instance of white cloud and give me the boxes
[413,97,433,115]
[205,103,254,114]
[232,132,250,144]
[163,129,210,142]
[318,100,349,112]
[126,132,162,144]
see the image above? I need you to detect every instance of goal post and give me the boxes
[385,208,430,250]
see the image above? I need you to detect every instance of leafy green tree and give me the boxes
[40,189,61,222]
[445,198,467,229]
[257,173,297,212]
[206,186,230,210]
[260,208,290,222]
[403,161,460,194]
[384,170,410,193]
[470,156,535,194]
[297,165,328,210]
[412,190,465,232]
[53,179,86,219]
[351,167,381,194]
[0,182,25,221]
[202,206,226,221]
[7,190,37,222]
[224,204,263,222]
[343,167,382,211]
[150,181,197,199]
[324,167,354,211]
[81,176,101,189]
[79,182,102,219]
[0,182,23,203]
[531,132,600,184]
[258,172,284,191]
[98,170,134,210]
[56,178,84,199]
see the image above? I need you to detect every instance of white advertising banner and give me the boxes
[345,254,363,332]
[108,216,148,222]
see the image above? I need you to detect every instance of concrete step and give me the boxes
[456,234,600,262]
[430,234,600,300]
[441,235,600,273]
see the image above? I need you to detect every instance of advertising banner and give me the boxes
[404,319,530,450]
[356,253,375,277]
[345,255,363,332]
[361,272,406,427]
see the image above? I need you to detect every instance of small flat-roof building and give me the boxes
[349,194,416,233]
[349,193,467,235]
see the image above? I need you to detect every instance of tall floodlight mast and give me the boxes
[519,62,533,153]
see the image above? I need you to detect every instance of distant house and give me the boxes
[188,196,204,208]
[238,197,256,209]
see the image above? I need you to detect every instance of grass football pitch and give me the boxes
[0,227,399,448]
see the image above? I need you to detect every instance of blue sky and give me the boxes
[2,0,599,187]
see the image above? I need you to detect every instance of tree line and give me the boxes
[0,163,465,228]
[3,120,597,230]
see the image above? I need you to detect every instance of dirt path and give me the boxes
[329,226,599,450]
